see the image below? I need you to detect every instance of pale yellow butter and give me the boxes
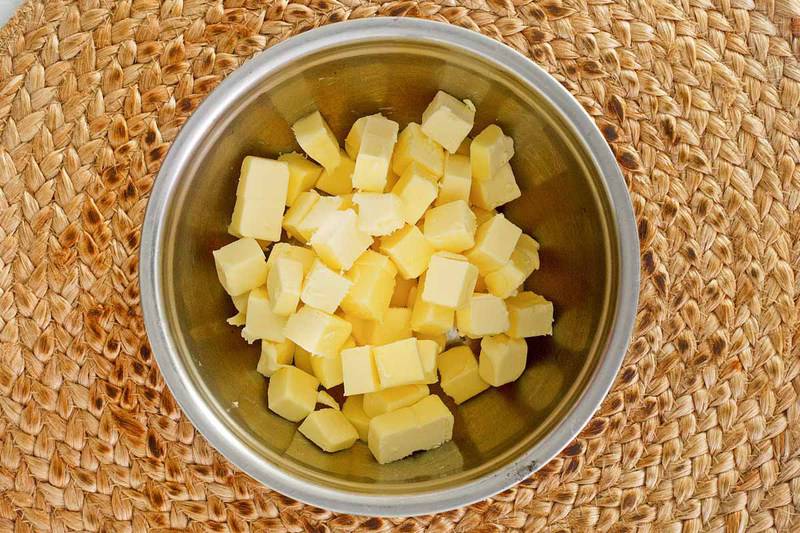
[268,366,319,422]
[416,333,447,353]
[293,346,313,374]
[436,153,472,206]
[242,286,287,343]
[410,395,454,450]
[344,115,369,159]
[472,206,496,226]
[378,224,434,279]
[456,293,510,337]
[352,192,405,236]
[342,395,371,441]
[266,242,315,276]
[470,124,514,180]
[300,259,352,314]
[310,209,373,271]
[422,252,479,309]
[390,277,417,307]
[341,345,381,396]
[363,384,429,418]
[227,292,249,326]
[416,339,439,384]
[373,338,425,388]
[438,346,489,404]
[298,409,358,452]
[391,163,439,225]
[317,390,339,410]
[310,338,349,389]
[484,234,540,298]
[352,114,399,192]
[470,163,521,210]
[213,237,267,296]
[292,111,341,171]
[479,334,527,386]
[285,306,353,355]
[421,91,475,153]
[295,195,344,243]
[257,339,295,377]
[392,122,444,177]
[341,250,397,321]
[410,273,454,335]
[465,213,522,274]
[423,200,477,252]
[229,156,290,242]
[506,292,553,338]
[350,307,412,346]
[282,190,320,242]
[278,152,322,206]
[316,150,355,195]
[267,256,303,316]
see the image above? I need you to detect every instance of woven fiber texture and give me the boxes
[1,0,800,531]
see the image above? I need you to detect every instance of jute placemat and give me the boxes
[1,0,799,530]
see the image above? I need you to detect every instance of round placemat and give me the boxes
[1,0,799,531]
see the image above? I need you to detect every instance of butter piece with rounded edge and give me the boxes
[342,395,371,441]
[257,339,295,377]
[470,124,514,180]
[421,252,478,309]
[456,293,509,337]
[310,209,373,272]
[423,200,476,252]
[421,91,475,153]
[285,306,352,355]
[213,237,267,296]
[242,287,287,343]
[391,163,438,225]
[506,292,553,338]
[363,384,429,418]
[436,153,472,205]
[379,224,434,280]
[300,259,352,314]
[479,334,527,386]
[298,409,358,452]
[341,250,397,321]
[438,345,489,404]
[392,122,444,177]
[292,111,341,171]
[278,152,322,206]
[352,114,399,192]
[268,366,319,422]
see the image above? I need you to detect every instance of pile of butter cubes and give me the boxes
[212,91,554,464]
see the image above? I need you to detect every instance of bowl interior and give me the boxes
[158,39,616,494]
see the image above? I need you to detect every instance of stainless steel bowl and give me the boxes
[140,18,639,516]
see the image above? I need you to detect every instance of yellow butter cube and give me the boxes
[213,237,267,296]
[472,207,496,226]
[300,259,352,314]
[363,384,429,417]
[242,287,287,343]
[341,345,381,396]
[391,163,439,225]
[456,293,509,337]
[465,213,522,274]
[479,334,527,386]
[506,292,554,338]
[310,209,373,271]
[438,346,489,404]
[266,242,315,276]
[470,163,521,210]
[410,273,454,334]
[342,395,371,441]
[373,338,425,388]
[310,350,344,389]
[283,190,320,242]
[470,124,514,180]
[456,137,471,155]
[268,366,319,422]
[227,292,249,326]
[344,115,370,159]
[317,390,339,410]
[347,307,412,346]
[341,250,397,320]
[299,409,358,452]
[416,333,447,353]
[229,156,290,242]
[278,152,322,206]
[422,252,479,309]
[285,306,352,355]
[421,91,476,153]
[316,150,355,195]
[267,256,303,316]
[423,200,477,252]
[292,111,341,171]
[352,192,405,236]
[410,395,454,448]
[295,195,344,243]
[436,153,472,206]
[416,339,439,384]
[257,339,295,377]
[392,122,445,177]
[352,114,399,192]
[390,277,417,307]
[484,234,540,298]
[338,193,354,210]
[294,346,313,374]
[379,224,434,279]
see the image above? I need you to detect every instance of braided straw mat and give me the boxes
[1,0,800,530]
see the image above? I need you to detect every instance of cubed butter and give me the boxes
[456,293,509,337]
[472,207,496,226]
[436,154,472,206]
[317,390,339,410]
[390,277,417,307]
[257,339,295,377]
[479,334,527,386]
[348,307,413,346]
[423,200,476,252]
[242,287,287,343]
[379,224,434,279]
[391,163,439,225]
[294,346,313,374]
[484,234,540,298]
[267,256,303,315]
[410,395,454,451]
[470,163,521,210]
[363,384,429,417]
[421,91,475,153]
[292,111,341,171]
[341,346,381,396]
[352,193,405,236]
[213,237,267,296]
[310,209,373,271]
[278,152,322,206]
[416,333,447,353]
[298,409,358,452]
[267,242,315,276]
[416,339,439,384]
[295,195,344,243]
[345,115,370,159]
[268,366,319,422]
[227,292,249,326]
[342,395,371,441]
[316,150,355,195]
[410,274,454,335]
[285,306,353,355]
[352,114,399,192]
[310,349,344,389]
[392,122,444,177]
[422,252,478,309]
[373,338,425,388]
[341,250,397,320]
[465,213,522,274]
[229,156,290,242]
[506,292,554,338]
[438,346,489,404]
[300,259,352,314]
[470,124,514,180]
[283,190,320,242]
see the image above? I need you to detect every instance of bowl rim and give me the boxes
[140,17,640,517]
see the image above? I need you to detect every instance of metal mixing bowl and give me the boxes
[140,18,639,516]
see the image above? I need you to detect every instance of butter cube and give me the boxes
[506,292,554,338]
[227,292,249,326]
[479,334,527,386]
[300,259,352,314]
[285,306,352,355]
[292,111,341,171]
[242,287,287,343]
[317,390,339,410]
[229,156,290,242]
[267,256,303,315]
[470,124,514,180]
[410,395,454,448]
[410,274,454,334]
[266,242,315,276]
[379,224,434,279]
[422,252,478,309]
[373,338,425,388]
[465,213,522,274]
[278,152,322,206]
[257,339,295,377]
[390,277,417,307]
[316,150,355,195]
[293,346,313,374]
[310,350,344,389]
[352,114,399,192]
[213,238,267,296]
[298,409,358,452]
[436,154,472,206]
[310,209,373,271]
[341,346,381,396]
[416,339,439,383]
[472,207,496,226]
[352,193,405,236]
[416,333,446,353]
[295,195,344,243]
[456,293,510,337]
[485,235,540,298]
[421,91,476,153]
[344,115,370,159]
[392,122,444,177]
[391,163,439,224]
[470,163,521,210]
[363,384,429,417]
[348,307,412,346]
[268,366,319,422]
[438,346,489,404]
[342,396,371,441]
[283,190,320,242]
[423,200,477,252]
[341,250,397,320]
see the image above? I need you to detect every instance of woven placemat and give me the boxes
[1,0,799,531]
